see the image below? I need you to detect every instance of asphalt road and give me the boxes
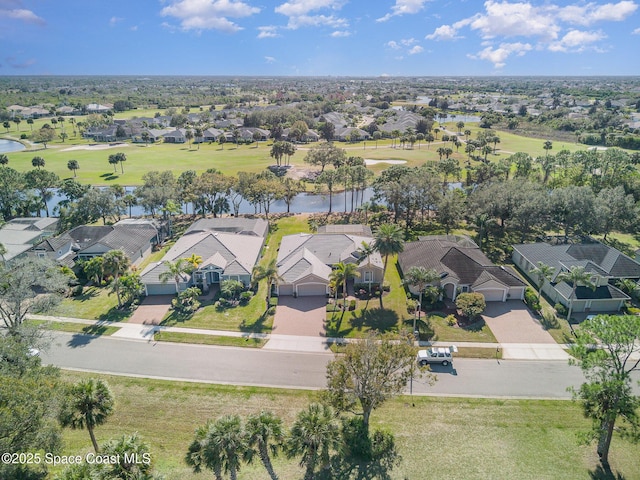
[40,332,640,399]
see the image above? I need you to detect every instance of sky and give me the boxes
[0,0,639,76]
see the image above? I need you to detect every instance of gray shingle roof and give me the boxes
[399,237,525,288]
[555,282,628,300]
[185,217,269,238]
[513,241,640,280]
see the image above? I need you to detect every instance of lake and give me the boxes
[0,138,26,154]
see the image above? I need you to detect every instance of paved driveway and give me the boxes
[482,301,556,344]
[128,295,173,325]
[271,296,327,337]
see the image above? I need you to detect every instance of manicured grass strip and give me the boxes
[455,346,503,359]
[56,371,640,480]
[25,319,118,336]
[427,312,498,343]
[50,286,133,323]
[153,331,266,348]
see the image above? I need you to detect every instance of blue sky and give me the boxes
[0,0,639,76]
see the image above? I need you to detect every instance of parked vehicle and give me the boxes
[417,346,458,366]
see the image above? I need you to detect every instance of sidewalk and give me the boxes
[28,314,575,359]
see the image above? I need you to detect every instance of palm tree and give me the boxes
[58,378,114,453]
[103,250,130,308]
[474,213,493,249]
[245,411,284,480]
[185,128,194,149]
[373,223,404,282]
[31,156,45,169]
[331,262,360,300]
[185,254,203,270]
[108,154,118,172]
[99,433,153,479]
[357,241,376,291]
[404,266,439,334]
[186,422,224,480]
[543,140,553,158]
[616,278,638,299]
[252,258,283,298]
[116,152,127,174]
[123,193,137,217]
[209,415,247,480]
[67,159,79,177]
[287,403,340,480]
[556,266,595,321]
[529,262,556,302]
[159,258,192,294]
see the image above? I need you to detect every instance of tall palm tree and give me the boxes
[108,154,118,172]
[245,411,284,480]
[185,253,203,270]
[556,265,595,321]
[252,258,283,298]
[160,258,192,294]
[357,241,376,291]
[287,403,340,480]
[529,262,556,302]
[103,250,130,308]
[373,223,404,283]
[209,415,247,480]
[331,262,360,300]
[115,152,127,174]
[58,378,114,453]
[404,266,439,334]
[186,422,223,480]
[67,159,79,177]
[99,433,153,479]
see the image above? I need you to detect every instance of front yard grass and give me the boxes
[50,286,133,322]
[426,312,498,343]
[56,371,640,480]
[153,331,266,348]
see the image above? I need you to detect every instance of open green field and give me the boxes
[50,286,133,323]
[0,111,598,186]
[55,371,640,480]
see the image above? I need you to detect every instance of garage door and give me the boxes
[145,283,177,296]
[475,289,505,302]
[297,283,327,296]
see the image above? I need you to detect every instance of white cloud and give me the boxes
[109,16,123,27]
[286,14,347,29]
[401,37,417,46]
[386,40,401,49]
[160,0,260,33]
[0,3,45,25]
[130,25,138,31]
[469,42,532,68]
[548,29,606,51]
[265,56,276,63]
[469,1,560,40]
[275,0,344,16]
[275,0,348,30]
[331,30,350,37]
[558,1,638,26]
[257,25,280,38]
[377,0,430,22]
[633,27,640,34]
[408,45,424,54]
[426,24,462,41]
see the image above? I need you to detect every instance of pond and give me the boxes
[45,187,375,217]
[0,138,26,154]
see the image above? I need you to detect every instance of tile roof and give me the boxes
[398,237,525,288]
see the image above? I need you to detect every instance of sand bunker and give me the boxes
[60,143,130,152]
[364,159,407,166]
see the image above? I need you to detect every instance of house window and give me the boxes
[37,252,46,258]
[364,271,372,282]
[461,285,469,292]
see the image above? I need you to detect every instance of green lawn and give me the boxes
[50,286,133,322]
[54,371,640,480]
[426,312,499,343]
[25,319,119,336]
[153,331,266,348]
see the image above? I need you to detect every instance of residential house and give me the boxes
[0,218,59,262]
[140,217,268,295]
[335,127,370,142]
[276,228,383,296]
[83,125,118,142]
[512,240,639,313]
[162,129,186,143]
[398,235,526,302]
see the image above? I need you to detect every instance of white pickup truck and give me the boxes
[417,346,458,366]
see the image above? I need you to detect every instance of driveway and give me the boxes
[128,295,173,325]
[271,296,327,337]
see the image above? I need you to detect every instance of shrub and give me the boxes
[349,299,356,311]
[445,314,457,326]
[269,296,279,307]
[239,290,253,305]
[455,292,486,320]
[554,303,567,317]
[71,285,84,297]
[382,282,391,292]
[172,287,201,314]
[406,299,418,314]
[267,306,276,315]
[524,287,541,312]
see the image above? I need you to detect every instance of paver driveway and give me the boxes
[271,296,327,337]
[482,301,556,344]
[128,295,173,325]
